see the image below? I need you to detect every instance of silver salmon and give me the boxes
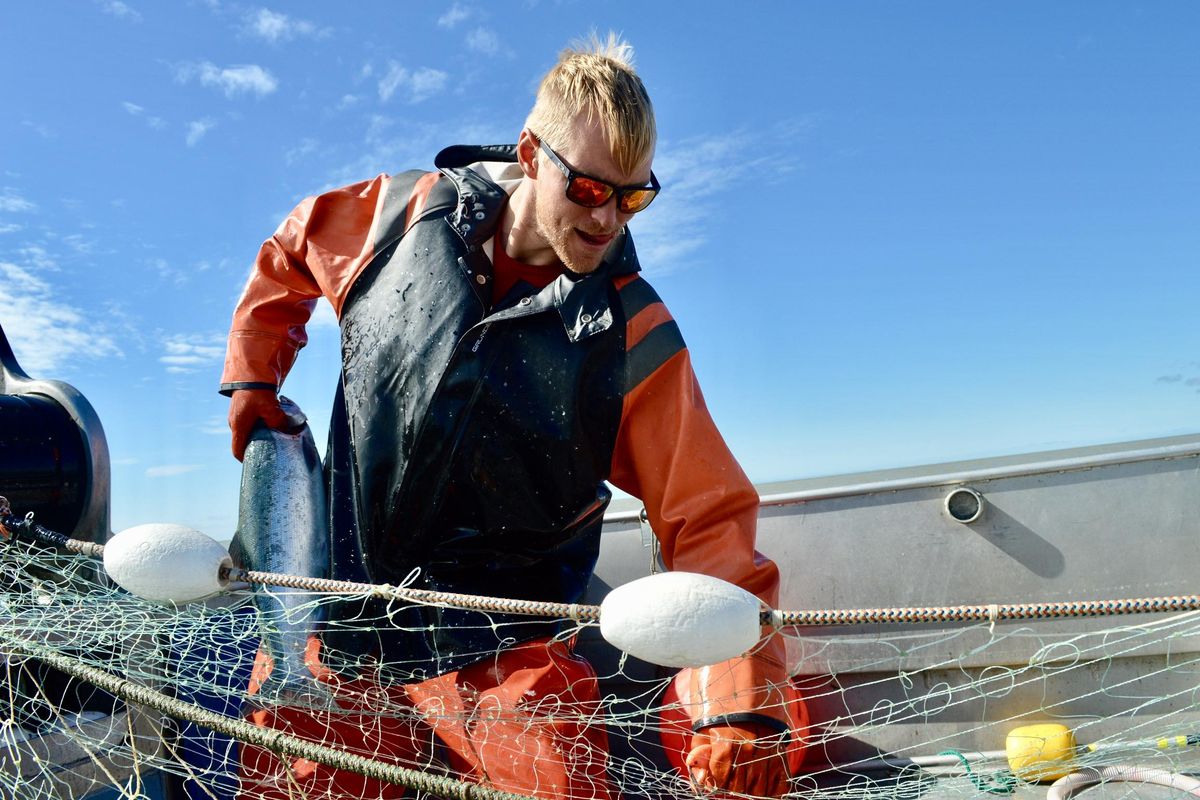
[230,397,331,707]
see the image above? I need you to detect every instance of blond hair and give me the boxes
[525,32,656,174]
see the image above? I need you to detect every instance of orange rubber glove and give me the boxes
[227,389,304,461]
[685,722,790,798]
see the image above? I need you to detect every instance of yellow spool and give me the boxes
[1006,723,1077,781]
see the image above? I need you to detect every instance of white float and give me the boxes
[103,523,232,604]
[599,571,764,668]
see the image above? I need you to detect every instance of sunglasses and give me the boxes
[538,139,660,214]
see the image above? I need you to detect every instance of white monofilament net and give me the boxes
[3,531,1200,800]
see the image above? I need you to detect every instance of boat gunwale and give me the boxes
[604,433,1200,523]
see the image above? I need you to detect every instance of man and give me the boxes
[222,34,792,800]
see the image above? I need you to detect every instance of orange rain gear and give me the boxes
[240,638,612,800]
[225,153,792,796]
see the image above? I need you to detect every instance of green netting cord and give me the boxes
[939,750,1019,795]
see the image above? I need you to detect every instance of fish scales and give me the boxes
[231,398,330,705]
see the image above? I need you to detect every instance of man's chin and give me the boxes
[556,246,605,276]
[539,222,608,275]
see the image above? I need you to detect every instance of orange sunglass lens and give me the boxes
[619,189,656,213]
[567,177,614,207]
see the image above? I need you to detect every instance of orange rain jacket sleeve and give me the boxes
[607,284,791,733]
[220,172,440,391]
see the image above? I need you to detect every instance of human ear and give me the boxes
[516,129,539,179]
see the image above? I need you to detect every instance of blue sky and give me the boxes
[1,2,1197,538]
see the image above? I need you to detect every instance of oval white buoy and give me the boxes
[103,523,232,604]
[599,572,763,668]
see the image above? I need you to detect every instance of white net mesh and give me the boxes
[3,528,1200,800]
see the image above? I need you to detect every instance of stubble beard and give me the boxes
[535,201,603,276]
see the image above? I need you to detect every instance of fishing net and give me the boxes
[2,518,1200,800]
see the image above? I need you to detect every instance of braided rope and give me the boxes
[770,596,1200,627]
[2,507,1196,629]
[229,568,603,623]
[235,566,1200,628]
[2,636,536,800]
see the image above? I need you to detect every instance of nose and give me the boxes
[589,199,621,231]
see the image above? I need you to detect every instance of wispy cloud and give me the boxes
[22,120,55,140]
[466,27,501,56]
[186,119,217,147]
[1156,371,1200,392]
[176,61,278,98]
[437,3,471,28]
[122,100,166,130]
[62,233,97,256]
[378,62,448,104]
[18,244,56,271]
[149,257,186,283]
[98,0,142,22]
[377,65,403,101]
[410,68,449,102]
[326,117,508,189]
[145,464,204,478]
[632,117,816,275]
[197,416,229,436]
[159,333,226,374]
[0,255,121,375]
[244,8,325,43]
[630,134,743,272]
[0,189,35,213]
[285,137,319,165]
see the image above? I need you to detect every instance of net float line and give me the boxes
[765,596,1200,628]
[3,498,1198,629]
[227,566,604,624]
[236,565,1200,630]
